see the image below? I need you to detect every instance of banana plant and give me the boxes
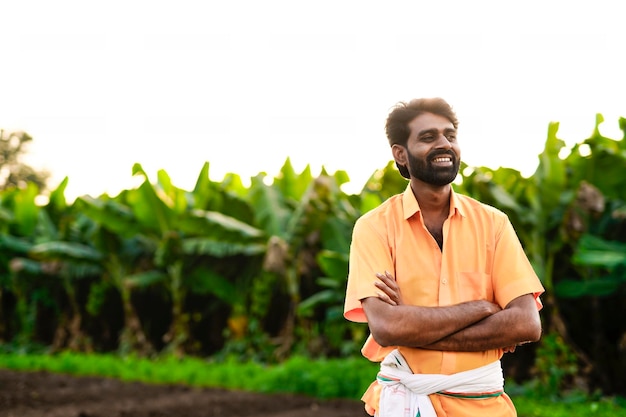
[549,116,626,392]
[120,164,266,356]
[298,249,367,356]
[566,115,626,201]
[456,122,576,333]
[0,182,46,345]
[359,160,409,214]
[0,233,37,344]
[557,234,626,298]
[245,158,359,358]
[30,210,161,355]
[25,178,106,352]
[1,179,94,349]
[456,116,626,390]
[27,239,102,352]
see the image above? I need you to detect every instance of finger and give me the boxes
[376,291,397,306]
[385,270,396,281]
[378,271,396,284]
[377,272,398,290]
[376,272,390,282]
[374,281,398,301]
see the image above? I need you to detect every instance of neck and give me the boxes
[410,180,452,212]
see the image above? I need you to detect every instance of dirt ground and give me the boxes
[0,369,368,417]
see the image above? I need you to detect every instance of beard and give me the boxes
[407,150,460,186]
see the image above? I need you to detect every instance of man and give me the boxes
[344,98,544,417]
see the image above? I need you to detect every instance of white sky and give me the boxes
[1,1,624,199]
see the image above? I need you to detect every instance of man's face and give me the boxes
[400,112,461,186]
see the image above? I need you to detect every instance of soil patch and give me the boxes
[0,369,368,417]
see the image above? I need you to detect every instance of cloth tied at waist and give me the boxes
[376,349,504,417]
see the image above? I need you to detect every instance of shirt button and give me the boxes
[442,279,448,285]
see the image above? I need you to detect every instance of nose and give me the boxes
[435,133,453,149]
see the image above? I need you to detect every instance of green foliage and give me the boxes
[566,115,626,200]
[85,279,113,317]
[0,115,625,397]
[0,350,377,400]
[573,235,626,269]
[298,250,366,356]
[556,234,626,298]
[512,394,626,417]
[531,332,579,399]
[456,115,626,397]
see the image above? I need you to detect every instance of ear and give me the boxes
[391,144,407,167]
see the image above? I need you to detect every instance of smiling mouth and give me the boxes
[431,155,454,166]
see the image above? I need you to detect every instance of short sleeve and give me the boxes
[344,217,395,323]
[492,215,545,310]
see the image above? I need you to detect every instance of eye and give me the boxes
[445,133,457,141]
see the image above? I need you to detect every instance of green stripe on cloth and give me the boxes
[437,390,503,399]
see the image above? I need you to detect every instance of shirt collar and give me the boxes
[401,184,467,220]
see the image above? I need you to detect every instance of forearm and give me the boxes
[422,294,542,351]
[363,297,500,347]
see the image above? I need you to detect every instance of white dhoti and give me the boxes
[376,349,504,417]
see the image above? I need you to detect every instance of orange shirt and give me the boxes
[344,185,544,417]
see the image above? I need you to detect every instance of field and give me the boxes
[0,369,367,417]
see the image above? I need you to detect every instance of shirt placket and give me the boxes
[438,217,452,306]
[440,216,456,373]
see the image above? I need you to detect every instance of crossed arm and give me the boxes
[362,271,542,352]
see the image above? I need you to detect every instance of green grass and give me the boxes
[513,394,626,417]
[0,350,377,400]
[0,351,624,417]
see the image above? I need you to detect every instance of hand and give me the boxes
[503,345,517,353]
[504,339,532,353]
[374,271,403,306]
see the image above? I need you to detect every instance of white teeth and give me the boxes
[433,157,451,162]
